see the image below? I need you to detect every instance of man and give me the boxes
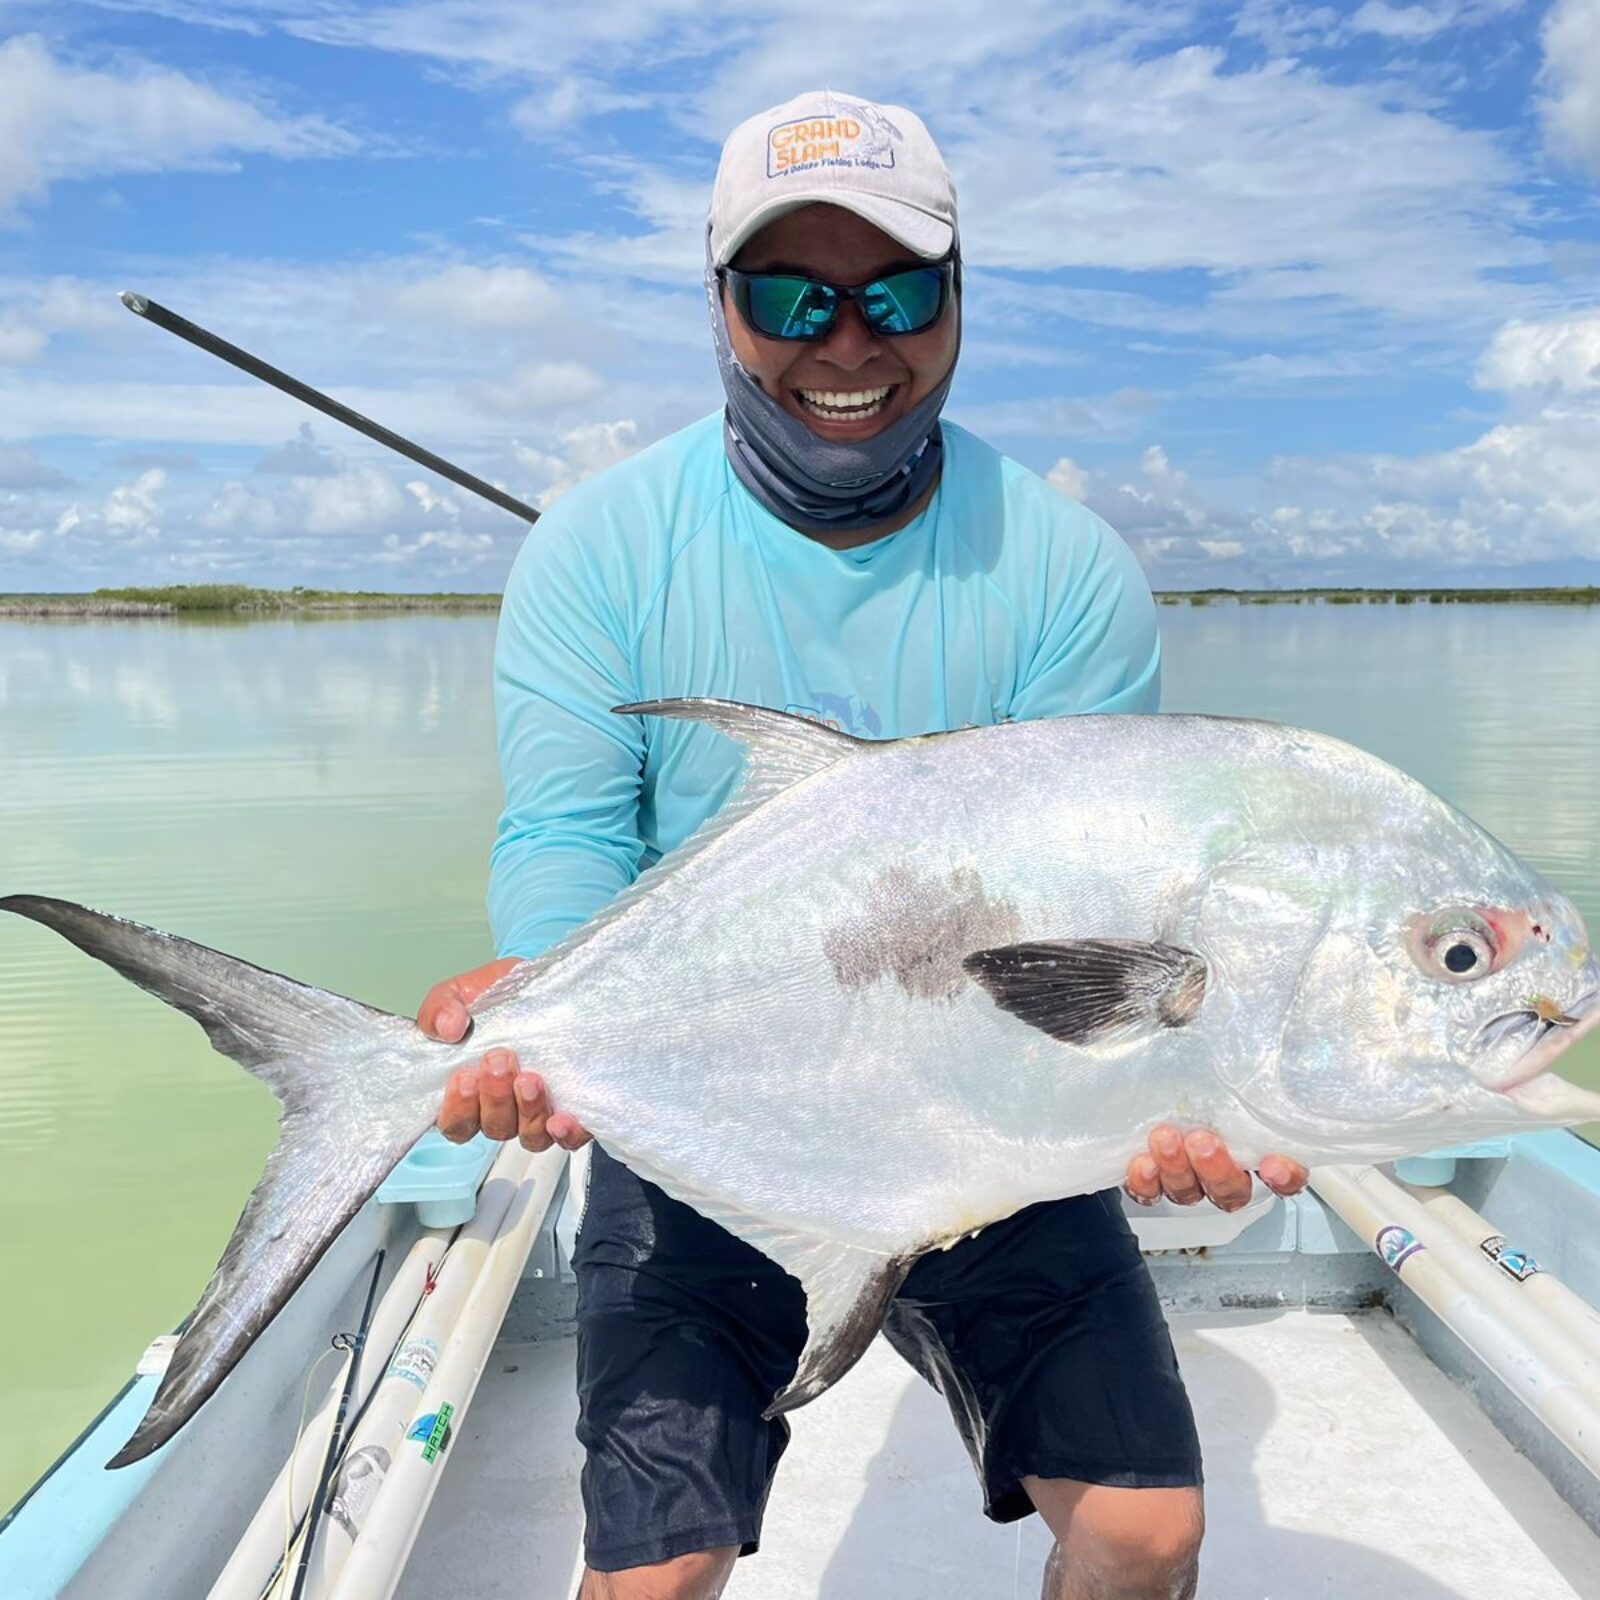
[422,91,1309,1599]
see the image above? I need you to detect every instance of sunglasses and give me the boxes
[720,260,955,342]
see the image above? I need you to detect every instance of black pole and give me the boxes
[119,291,540,526]
[289,1248,386,1600]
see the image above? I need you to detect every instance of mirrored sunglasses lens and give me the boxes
[860,268,945,334]
[745,277,836,339]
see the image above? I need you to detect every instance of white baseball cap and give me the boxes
[708,90,957,267]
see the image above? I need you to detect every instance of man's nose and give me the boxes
[815,300,884,370]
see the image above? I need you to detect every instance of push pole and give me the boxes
[118,291,541,526]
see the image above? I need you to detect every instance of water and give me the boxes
[1,601,1597,1507]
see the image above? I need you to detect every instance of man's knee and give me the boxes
[579,1545,739,1600]
[1027,1479,1203,1599]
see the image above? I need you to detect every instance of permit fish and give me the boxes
[7,698,1600,1468]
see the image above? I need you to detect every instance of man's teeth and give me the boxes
[796,386,892,419]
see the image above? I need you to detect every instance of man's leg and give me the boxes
[881,1189,1204,1597]
[1026,1478,1203,1600]
[573,1149,808,1587]
[577,1546,738,1600]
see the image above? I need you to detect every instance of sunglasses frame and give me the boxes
[719,258,957,343]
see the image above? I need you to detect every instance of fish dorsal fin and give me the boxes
[473,702,875,1010]
[613,697,868,794]
[963,938,1208,1047]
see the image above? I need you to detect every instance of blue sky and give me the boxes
[1,0,1598,591]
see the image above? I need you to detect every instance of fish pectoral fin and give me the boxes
[760,1237,913,1419]
[962,938,1207,1047]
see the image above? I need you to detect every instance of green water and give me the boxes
[2,603,1598,1508]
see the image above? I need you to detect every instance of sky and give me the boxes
[0,0,1598,592]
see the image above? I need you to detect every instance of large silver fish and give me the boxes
[8,699,1600,1468]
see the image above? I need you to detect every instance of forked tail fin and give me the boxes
[0,895,438,1466]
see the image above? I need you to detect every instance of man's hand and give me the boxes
[419,958,591,1153]
[1123,1125,1307,1211]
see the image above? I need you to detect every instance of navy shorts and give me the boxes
[573,1146,1202,1573]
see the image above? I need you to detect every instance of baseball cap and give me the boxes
[708,90,957,267]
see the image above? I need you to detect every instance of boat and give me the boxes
[4,1125,1600,1599]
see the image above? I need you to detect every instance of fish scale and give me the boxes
[6,697,1600,1461]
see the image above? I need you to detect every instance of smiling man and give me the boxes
[422,91,1308,1600]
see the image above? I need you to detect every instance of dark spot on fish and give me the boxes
[823,865,1022,1001]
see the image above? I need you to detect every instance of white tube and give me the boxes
[206,1229,453,1600]
[1314,1165,1600,1475]
[294,1143,538,1599]
[326,1148,568,1600]
[1398,1180,1600,1361]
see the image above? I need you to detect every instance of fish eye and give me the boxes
[1425,927,1495,983]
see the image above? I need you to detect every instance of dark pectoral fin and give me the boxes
[962,938,1207,1047]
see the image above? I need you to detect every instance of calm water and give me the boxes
[2,602,1597,1506]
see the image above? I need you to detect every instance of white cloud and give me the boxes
[1476,315,1600,393]
[389,264,561,330]
[0,324,45,363]
[1539,0,1600,176]
[0,35,357,221]
[57,469,166,545]
[465,360,607,416]
[516,419,643,507]
[1046,457,1088,499]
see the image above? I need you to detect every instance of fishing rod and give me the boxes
[118,291,541,526]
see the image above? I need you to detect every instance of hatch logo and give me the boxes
[406,1401,454,1463]
[767,102,901,178]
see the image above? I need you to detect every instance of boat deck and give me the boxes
[397,1306,1600,1599]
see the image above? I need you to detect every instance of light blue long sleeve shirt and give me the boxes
[488,412,1160,961]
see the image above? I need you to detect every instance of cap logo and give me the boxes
[766,102,900,179]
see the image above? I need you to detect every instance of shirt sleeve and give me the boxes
[1007,508,1162,720]
[486,520,647,962]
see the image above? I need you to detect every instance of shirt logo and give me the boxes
[789,693,882,737]
[766,102,900,179]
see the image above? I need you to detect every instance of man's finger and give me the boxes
[1184,1129,1253,1212]
[1258,1155,1310,1197]
[418,979,470,1042]
[479,1050,518,1141]
[515,1072,553,1152]
[1124,1153,1161,1205]
[546,1111,592,1152]
[1149,1125,1204,1205]
[437,1068,481,1143]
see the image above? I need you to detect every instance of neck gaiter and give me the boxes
[705,238,960,534]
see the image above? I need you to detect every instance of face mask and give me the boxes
[705,234,961,534]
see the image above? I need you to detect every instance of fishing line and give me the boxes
[267,1342,345,1599]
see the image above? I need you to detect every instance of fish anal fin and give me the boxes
[763,1241,913,1418]
[963,938,1207,1047]
[601,1145,910,1417]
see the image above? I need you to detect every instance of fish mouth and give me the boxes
[1491,988,1600,1120]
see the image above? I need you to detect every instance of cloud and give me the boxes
[464,360,607,416]
[0,35,357,222]
[0,324,45,363]
[1539,0,1600,176]
[1475,315,1600,393]
[57,469,167,545]
[389,264,562,330]
[1046,456,1089,499]
[0,444,70,489]
[516,419,643,507]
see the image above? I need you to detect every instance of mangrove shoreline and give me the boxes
[1,583,1597,619]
